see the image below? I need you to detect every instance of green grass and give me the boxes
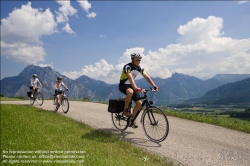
[1,105,172,166]
[164,110,250,133]
[0,97,24,101]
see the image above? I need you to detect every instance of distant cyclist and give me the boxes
[119,53,159,128]
[30,74,43,98]
[54,76,69,109]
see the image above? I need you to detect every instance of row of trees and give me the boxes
[229,108,250,118]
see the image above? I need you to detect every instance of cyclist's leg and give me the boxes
[132,99,142,119]
[30,86,35,97]
[131,92,142,128]
[131,89,142,118]
[125,88,133,109]
[119,84,133,116]
[56,95,60,106]
[54,90,60,106]
[34,87,39,95]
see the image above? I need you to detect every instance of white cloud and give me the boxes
[63,16,250,84]
[55,0,77,23]
[77,0,91,12]
[62,23,75,34]
[177,16,224,44]
[1,41,46,64]
[100,34,106,38]
[0,2,57,64]
[152,16,250,78]
[55,0,78,35]
[87,12,97,18]
[38,62,54,68]
[63,59,115,81]
[237,1,249,4]
[77,0,97,18]
[1,2,57,45]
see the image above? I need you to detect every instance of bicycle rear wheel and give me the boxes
[62,98,69,114]
[142,106,169,143]
[36,93,44,106]
[111,112,129,132]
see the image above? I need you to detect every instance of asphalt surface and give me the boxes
[1,100,250,166]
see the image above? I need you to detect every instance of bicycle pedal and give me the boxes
[132,125,138,129]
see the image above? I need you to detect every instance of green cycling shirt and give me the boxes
[120,62,146,84]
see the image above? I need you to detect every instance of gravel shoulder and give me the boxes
[1,100,250,166]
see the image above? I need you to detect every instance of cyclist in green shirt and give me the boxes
[119,53,159,128]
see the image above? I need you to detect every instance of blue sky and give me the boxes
[1,0,250,84]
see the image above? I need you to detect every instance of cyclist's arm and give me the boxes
[62,83,68,90]
[30,79,36,89]
[30,80,34,87]
[126,72,138,89]
[37,80,43,87]
[143,73,157,88]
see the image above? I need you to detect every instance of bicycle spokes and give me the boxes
[148,110,158,126]
[111,112,129,132]
[142,107,169,143]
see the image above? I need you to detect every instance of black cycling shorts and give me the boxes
[30,86,38,91]
[119,83,141,101]
[55,90,63,95]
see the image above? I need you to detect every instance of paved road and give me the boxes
[1,100,250,166]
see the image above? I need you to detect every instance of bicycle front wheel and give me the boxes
[53,97,58,111]
[36,93,44,106]
[62,98,69,114]
[29,97,35,105]
[111,112,129,132]
[142,106,169,143]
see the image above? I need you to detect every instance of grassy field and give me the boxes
[164,110,250,133]
[0,97,24,101]
[1,105,172,166]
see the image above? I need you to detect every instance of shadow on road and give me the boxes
[81,127,161,147]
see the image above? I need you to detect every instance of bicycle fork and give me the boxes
[147,108,158,126]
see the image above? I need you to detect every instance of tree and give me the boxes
[245,108,250,112]
[83,97,90,102]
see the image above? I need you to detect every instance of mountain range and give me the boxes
[1,65,249,105]
[186,77,250,105]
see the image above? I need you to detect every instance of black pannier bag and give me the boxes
[108,98,125,113]
[27,91,32,97]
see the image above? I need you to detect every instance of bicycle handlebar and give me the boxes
[141,87,157,93]
[137,87,157,100]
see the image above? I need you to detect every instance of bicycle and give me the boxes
[29,87,44,106]
[53,89,69,114]
[111,88,169,143]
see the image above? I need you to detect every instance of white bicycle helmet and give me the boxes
[57,76,62,80]
[33,74,37,77]
[131,53,142,59]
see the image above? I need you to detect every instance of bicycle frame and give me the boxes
[111,88,169,142]
[32,88,40,99]
[128,90,155,126]
[55,90,67,103]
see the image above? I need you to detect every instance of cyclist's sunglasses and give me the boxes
[134,59,141,62]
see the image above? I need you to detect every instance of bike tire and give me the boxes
[29,97,35,105]
[62,98,69,114]
[37,93,44,106]
[142,106,169,143]
[53,97,59,111]
[111,112,129,132]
